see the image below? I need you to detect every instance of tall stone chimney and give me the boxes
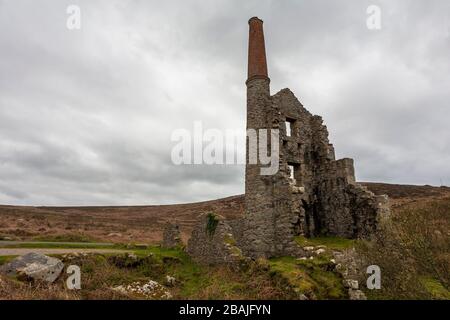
[243,17,275,258]
[245,16,270,131]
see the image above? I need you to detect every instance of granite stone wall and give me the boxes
[186,213,244,265]
[162,222,182,248]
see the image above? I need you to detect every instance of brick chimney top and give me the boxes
[248,16,262,24]
[247,17,269,84]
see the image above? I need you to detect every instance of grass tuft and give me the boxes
[205,213,219,237]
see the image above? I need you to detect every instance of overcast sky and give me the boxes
[0,0,449,206]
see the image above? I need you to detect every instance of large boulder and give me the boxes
[0,253,64,283]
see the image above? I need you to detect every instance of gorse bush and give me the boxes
[357,197,450,299]
[206,213,219,237]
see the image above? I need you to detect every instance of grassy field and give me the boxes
[0,246,293,300]
[0,183,449,300]
[1,226,448,300]
[0,241,349,300]
[0,237,364,300]
[0,183,447,244]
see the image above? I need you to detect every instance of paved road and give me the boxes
[0,240,114,247]
[0,248,129,256]
[0,241,127,256]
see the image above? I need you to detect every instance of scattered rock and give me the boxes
[127,253,138,260]
[290,186,305,194]
[303,246,314,251]
[113,280,172,299]
[343,279,359,290]
[330,259,336,264]
[349,289,367,300]
[165,275,176,287]
[107,232,123,237]
[0,253,64,283]
[315,248,326,255]
[299,294,308,300]
[334,263,348,277]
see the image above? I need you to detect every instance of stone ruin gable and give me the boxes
[186,213,244,265]
[270,88,389,239]
[241,85,390,258]
[162,222,182,248]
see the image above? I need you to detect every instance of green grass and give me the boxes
[134,246,221,298]
[92,245,256,299]
[419,277,450,300]
[139,246,185,258]
[95,245,214,297]
[0,255,16,266]
[33,234,96,243]
[269,255,347,299]
[103,246,286,299]
[295,236,356,250]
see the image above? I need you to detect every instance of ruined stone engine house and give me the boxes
[186,17,389,262]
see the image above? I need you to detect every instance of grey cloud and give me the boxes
[0,0,449,205]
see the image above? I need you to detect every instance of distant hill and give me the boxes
[1,182,449,244]
[361,182,450,199]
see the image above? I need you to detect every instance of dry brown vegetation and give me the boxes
[357,194,450,299]
[0,195,244,244]
[0,275,78,300]
[1,183,448,245]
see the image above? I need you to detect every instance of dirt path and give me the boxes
[0,248,129,256]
